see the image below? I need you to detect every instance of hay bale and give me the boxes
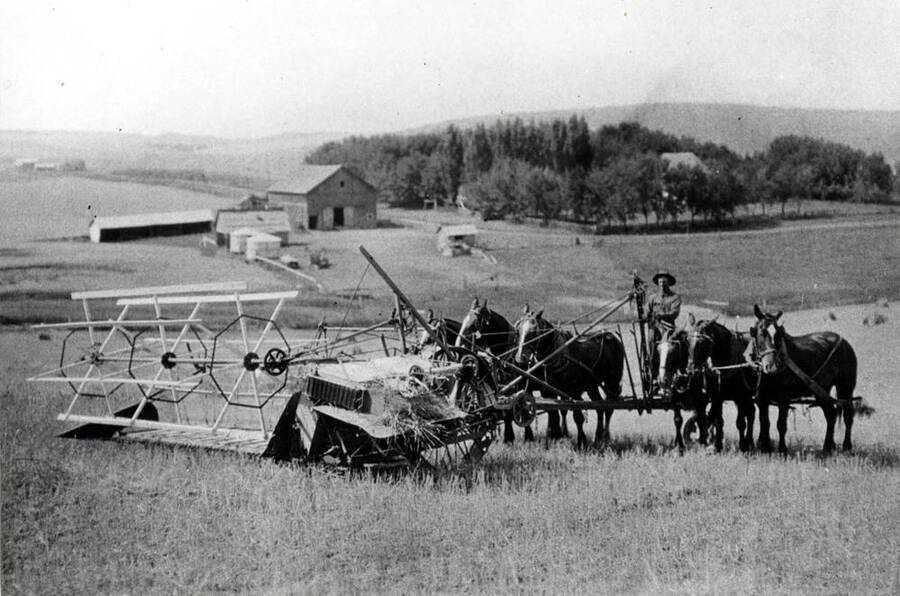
[863,312,887,326]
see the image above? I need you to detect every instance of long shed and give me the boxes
[267,165,377,231]
[89,210,214,243]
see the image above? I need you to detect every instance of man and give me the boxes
[647,270,682,340]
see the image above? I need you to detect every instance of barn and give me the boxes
[89,210,214,243]
[267,165,377,231]
[214,209,291,245]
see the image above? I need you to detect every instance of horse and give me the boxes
[683,315,758,452]
[514,306,624,449]
[412,309,461,357]
[654,325,709,451]
[455,298,532,443]
[751,304,859,453]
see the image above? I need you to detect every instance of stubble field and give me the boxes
[2,175,900,594]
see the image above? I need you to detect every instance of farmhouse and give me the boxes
[660,152,710,173]
[89,210,214,243]
[267,165,377,231]
[214,209,291,245]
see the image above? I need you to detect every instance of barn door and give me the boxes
[333,207,344,227]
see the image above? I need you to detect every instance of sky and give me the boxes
[1,0,897,138]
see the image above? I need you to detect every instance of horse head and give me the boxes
[752,304,785,374]
[514,305,546,365]
[456,297,487,348]
[685,313,715,374]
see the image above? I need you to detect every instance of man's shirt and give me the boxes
[647,291,682,326]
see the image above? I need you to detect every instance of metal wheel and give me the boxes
[511,391,536,427]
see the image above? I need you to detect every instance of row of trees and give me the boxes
[306,118,896,227]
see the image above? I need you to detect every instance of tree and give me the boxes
[460,158,529,221]
[522,167,563,224]
[464,124,493,182]
[440,125,465,205]
[584,168,611,228]
[388,152,428,207]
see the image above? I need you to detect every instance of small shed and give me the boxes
[215,209,291,245]
[437,224,478,257]
[229,227,262,254]
[15,158,37,171]
[245,233,281,260]
[89,210,214,243]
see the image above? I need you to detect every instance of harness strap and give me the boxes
[777,339,841,402]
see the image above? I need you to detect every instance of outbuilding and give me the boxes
[437,224,478,256]
[228,227,262,254]
[267,165,377,231]
[245,233,281,260]
[89,210,214,243]
[215,209,291,245]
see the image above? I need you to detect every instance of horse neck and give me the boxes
[483,310,515,352]
[705,322,737,365]
[443,318,462,339]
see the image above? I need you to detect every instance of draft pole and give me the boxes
[358,245,455,358]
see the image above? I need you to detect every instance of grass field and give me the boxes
[3,299,900,593]
[3,175,900,593]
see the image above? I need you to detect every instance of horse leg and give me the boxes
[756,395,772,452]
[673,407,685,453]
[776,403,790,454]
[560,409,570,437]
[696,399,709,447]
[736,402,747,451]
[572,407,587,450]
[821,402,837,452]
[711,398,724,452]
[524,424,535,442]
[587,387,608,448]
[547,409,562,440]
[836,379,855,451]
[503,413,516,444]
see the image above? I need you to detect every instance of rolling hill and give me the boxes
[2,103,897,183]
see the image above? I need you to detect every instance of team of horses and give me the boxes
[415,298,861,454]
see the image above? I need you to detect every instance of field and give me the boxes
[3,174,900,594]
[3,300,900,593]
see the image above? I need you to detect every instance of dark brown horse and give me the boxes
[751,305,859,453]
[413,309,461,356]
[684,316,758,452]
[514,307,624,449]
[654,326,709,451]
[455,298,532,443]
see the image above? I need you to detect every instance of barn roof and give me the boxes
[215,210,290,235]
[267,165,344,195]
[90,210,214,231]
[660,152,710,173]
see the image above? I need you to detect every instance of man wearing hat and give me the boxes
[647,270,682,340]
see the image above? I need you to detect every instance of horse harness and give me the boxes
[775,336,845,403]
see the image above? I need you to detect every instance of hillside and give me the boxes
[0,130,346,182]
[414,103,900,164]
[3,103,898,182]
